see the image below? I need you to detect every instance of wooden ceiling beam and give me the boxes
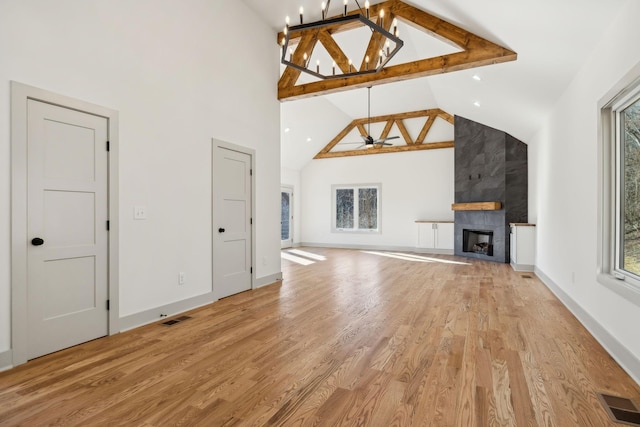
[314,108,455,158]
[278,31,320,90]
[277,0,517,100]
[317,29,352,74]
[416,115,437,144]
[379,120,394,140]
[314,141,454,159]
[395,120,413,145]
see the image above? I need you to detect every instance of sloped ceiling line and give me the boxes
[277,0,517,101]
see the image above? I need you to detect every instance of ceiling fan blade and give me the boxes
[373,135,400,144]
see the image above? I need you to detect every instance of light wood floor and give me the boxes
[1,248,639,426]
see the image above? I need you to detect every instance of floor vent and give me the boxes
[161,316,191,326]
[597,393,640,426]
[521,275,532,279]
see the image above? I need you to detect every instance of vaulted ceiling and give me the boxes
[241,0,628,170]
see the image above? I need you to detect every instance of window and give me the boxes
[617,95,640,278]
[332,184,381,232]
[599,67,640,302]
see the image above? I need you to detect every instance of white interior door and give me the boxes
[27,99,109,360]
[213,145,252,299]
[281,187,293,249]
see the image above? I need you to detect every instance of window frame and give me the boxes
[598,63,640,306]
[331,183,382,233]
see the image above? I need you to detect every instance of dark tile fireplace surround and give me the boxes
[454,116,528,263]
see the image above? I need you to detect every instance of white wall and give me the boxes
[301,149,454,248]
[0,0,281,353]
[281,167,302,245]
[531,0,640,379]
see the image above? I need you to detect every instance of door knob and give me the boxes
[218,228,225,233]
[31,237,44,246]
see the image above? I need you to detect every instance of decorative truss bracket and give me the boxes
[314,109,454,159]
[277,0,517,101]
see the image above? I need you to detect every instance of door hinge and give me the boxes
[250,267,253,274]
[250,169,253,176]
[106,300,110,310]
[250,218,253,225]
[106,141,110,151]
[107,220,110,231]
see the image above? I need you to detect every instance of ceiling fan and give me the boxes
[343,87,400,149]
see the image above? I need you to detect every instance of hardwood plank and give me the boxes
[1,247,638,426]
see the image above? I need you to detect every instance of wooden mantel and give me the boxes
[451,202,502,211]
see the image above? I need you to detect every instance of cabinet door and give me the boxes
[417,223,436,248]
[435,223,454,250]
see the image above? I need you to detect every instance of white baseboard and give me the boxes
[119,292,217,332]
[511,262,535,272]
[255,272,283,288]
[535,267,640,385]
[0,349,13,372]
[299,242,453,255]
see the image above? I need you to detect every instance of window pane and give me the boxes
[622,97,640,276]
[358,188,378,229]
[281,192,290,240]
[336,189,354,229]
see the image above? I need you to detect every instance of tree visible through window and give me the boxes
[333,184,380,232]
[621,96,640,276]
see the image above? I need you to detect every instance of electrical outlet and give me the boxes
[134,205,147,220]
[179,272,186,285]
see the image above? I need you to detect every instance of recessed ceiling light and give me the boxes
[473,101,481,107]
[284,127,290,133]
[306,137,312,142]
[472,74,481,81]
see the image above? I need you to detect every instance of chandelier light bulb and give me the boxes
[321,2,326,19]
[299,6,304,24]
[344,0,348,16]
[316,59,320,73]
[365,1,370,18]
[392,18,397,36]
[286,15,290,26]
[379,9,384,27]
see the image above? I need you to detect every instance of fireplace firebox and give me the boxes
[463,229,494,256]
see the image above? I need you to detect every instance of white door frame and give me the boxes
[211,139,256,294]
[281,186,294,249]
[10,82,120,366]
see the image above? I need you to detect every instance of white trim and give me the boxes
[510,262,535,272]
[280,185,294,249]
[10,82,120,366]
[119,292,217,332]
[0,350,13,372]
[300,242,454,255]
[535,267,640,385]
[254,273,283,288]
[597,60,640,306]
[211,139,256,293]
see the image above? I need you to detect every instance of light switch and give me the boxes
[134,206,147,220]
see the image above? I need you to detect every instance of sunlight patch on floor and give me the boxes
[286,249,327,261]
[281,251,315,265]
[388,252,471,265]
[362,251,471,265]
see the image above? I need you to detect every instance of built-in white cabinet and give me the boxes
[416,221,454,252]
[510,223,536,271]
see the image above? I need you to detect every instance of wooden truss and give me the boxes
[277,0,517,101]
[314,109,454,159]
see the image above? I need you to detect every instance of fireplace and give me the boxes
[453,116,528,263]
[463,229,494,256]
